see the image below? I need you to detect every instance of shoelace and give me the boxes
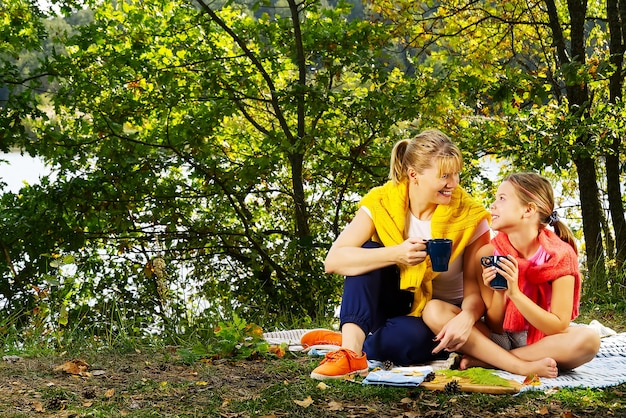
[324,348,349,362]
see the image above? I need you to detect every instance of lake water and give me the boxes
[0,151,52,193]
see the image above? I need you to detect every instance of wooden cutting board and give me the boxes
[420,372,522,394]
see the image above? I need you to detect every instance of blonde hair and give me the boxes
[388,129,463,183]
[504,172,577,253]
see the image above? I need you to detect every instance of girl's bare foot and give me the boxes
[459,354,490,370]
[523,358,558,378]
[460,355,558,378]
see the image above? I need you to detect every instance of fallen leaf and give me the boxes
[83,401,93,407]
[53,359,90,376]
[33,401,44,412]
[536,406,549,415]
[316,382,329,390]
[269,345,286,358]
[328,401,342,411]
[105,388,115,398]
[523,373,542,386]
[400,397,412,404]
[195,381,209,386]
[293,396,314,407]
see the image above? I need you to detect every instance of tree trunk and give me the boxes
[606,0,626,270]
[545,0,607,277]
[574,157,606,280]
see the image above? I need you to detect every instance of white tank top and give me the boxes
[406,214,489,305]
[361,206,489,305]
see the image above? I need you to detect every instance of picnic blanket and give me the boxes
[263,324,626,392]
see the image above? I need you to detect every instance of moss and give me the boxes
[439,368,512,387]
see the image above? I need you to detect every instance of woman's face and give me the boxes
[414,164,460,205]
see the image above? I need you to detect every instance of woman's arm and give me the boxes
[324,208,428,277]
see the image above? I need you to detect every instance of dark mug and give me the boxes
[480,255,508,289]
[426,238,453,272]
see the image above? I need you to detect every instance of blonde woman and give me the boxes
[302,129,490,380]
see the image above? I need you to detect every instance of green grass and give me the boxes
[0,302,624,417]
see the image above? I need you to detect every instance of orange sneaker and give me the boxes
[300,329,342,348]
[310,348,369,380]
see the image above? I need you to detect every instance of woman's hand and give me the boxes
[396,238,428,266]
[432,310,475,353]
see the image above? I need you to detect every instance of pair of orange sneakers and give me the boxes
[300,329,368,380]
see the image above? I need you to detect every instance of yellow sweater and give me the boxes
[359,180,490,316]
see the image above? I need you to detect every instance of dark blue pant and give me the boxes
[339,241,444,366]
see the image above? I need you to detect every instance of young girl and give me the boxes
[424,172,600,377]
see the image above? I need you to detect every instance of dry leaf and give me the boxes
[316,382,329,390]
[195,381,209,386]
[268,345,286,358]
[293,396,314,407]
[328,401,343,411]
[83,401,93,407]
[523,373,542,386]
[53,359,90,376]
[104,388,115,398]
[536,406,549,415]
[33,401,44,412]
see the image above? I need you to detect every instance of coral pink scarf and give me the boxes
[492,229,581,344]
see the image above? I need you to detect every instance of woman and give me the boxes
[302,129,490,380]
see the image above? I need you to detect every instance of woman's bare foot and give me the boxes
[460,355,558,378]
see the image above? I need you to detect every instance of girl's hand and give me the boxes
[495,255,520,295]
[396,238,428,266]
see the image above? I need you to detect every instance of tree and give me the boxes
[2,0,455,336]
[367,0,626,292]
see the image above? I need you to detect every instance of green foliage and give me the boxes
[1,0,625,341]
[177,313,290,363]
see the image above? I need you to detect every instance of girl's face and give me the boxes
[414,164,460,205]
[490,180,527,231]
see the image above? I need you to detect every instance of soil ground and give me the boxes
[1,346,625,417]
[1,307,624,417]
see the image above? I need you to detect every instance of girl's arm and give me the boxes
[324,208,428,276]
[460,231,491,323]
[476,244,507,333]
[506,274,575,335]
[428,229,490,353]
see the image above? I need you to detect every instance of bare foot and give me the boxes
[460,355,558,378]
[521,358,558,378]
[459,355,491,370]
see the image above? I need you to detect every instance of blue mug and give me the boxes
[426,238,453,272]
[480,255,508,289]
